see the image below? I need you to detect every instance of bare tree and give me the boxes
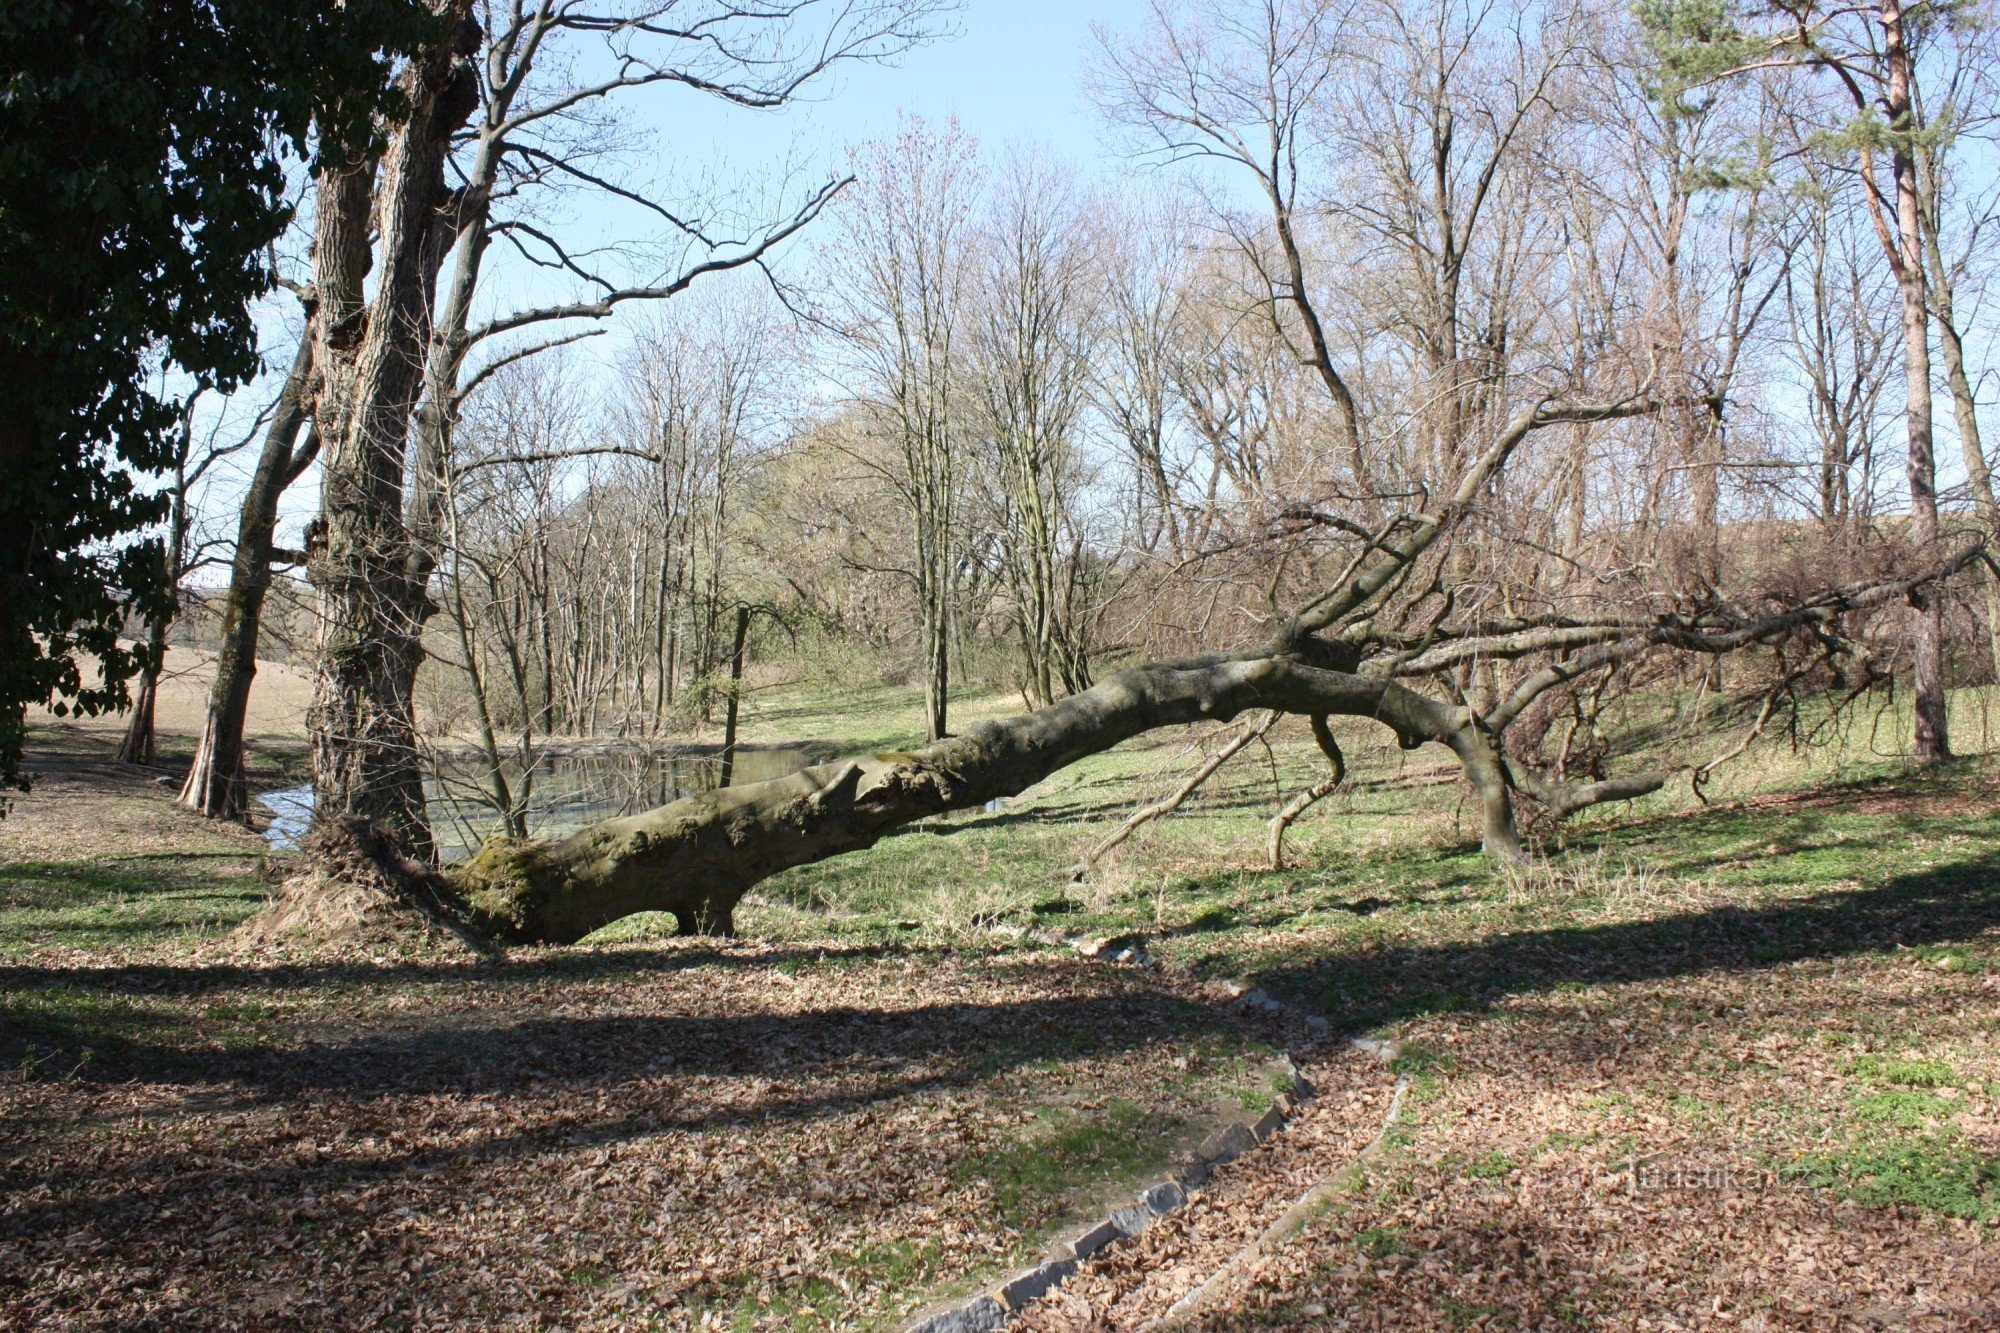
[968,150,1102,705]
[1651,0,1971,759]
[1782,166,1897,531]
[118,393,262,766]
[1094,0,1366,485]
[1094,195,1205,564]
[300,0,947,858]
[1914,33,2000,678]
[824,117,984,740]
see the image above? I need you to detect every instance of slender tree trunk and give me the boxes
[121,459,193,767]
[1936,306,2000,684]
[919,506,951,740]
[1881,0,1949,762]
[448,550,523,838]
[718,604,750,789]
[1269,717,1343,871]
[1925,217,2000,685]
[180,339,318,818]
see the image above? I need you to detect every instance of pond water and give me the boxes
[258,744,818,860]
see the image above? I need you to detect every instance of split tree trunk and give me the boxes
[303,3,479,856]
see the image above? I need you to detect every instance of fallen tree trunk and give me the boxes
[449,545,1983,946]
[435,397,1664,940]
[418,367,1978,950]
[453,652,1485,944]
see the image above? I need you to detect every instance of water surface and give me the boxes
[259,743,817,860]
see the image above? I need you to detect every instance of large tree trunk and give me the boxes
[180,340,318,818]
[304,5,479,856]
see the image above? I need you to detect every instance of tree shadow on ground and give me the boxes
[0,938,909,1007]
[0,976,1239,1239]
[1259,850,2000,1036]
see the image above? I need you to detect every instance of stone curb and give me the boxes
[902,1052,1308,1333]
[1157,1055,1412,1328]
[899,925,1329,1332]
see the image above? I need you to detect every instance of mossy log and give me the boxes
[451,651,1546,944]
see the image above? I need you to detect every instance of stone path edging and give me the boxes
[1151,1067,1412,1328]
[897,925,1402,1333]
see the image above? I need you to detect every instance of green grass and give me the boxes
[1783,1050,2000,1219]
[692,1237,952,1329]
[953,1098,1188,1232]
[1842,1054,1960,1088]
[1853,1089,1960,1128]
[1354,1225,1408,1258]
[1791,1133,2000,1220]
[743,676,2000,1244]
[1460,1151,1517,1180]
[0,857,265,954]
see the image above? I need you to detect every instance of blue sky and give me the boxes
[231,1,1164,552]
[658,0,1152,169]
[469,0,1165,332]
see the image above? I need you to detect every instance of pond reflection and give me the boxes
[258,743,818,861]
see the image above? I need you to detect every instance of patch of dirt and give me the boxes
[0,941,1292,1329]
[0,731,268,866]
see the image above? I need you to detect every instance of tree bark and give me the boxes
[304,4,479,855]
[180,339,318,818]
[1881,0,1950,761]
[115,633,162,767]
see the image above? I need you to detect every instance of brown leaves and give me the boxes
[1187,953,2000,1330]
[0,940,1272,1329]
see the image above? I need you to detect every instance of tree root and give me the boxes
[238,817,498,957]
